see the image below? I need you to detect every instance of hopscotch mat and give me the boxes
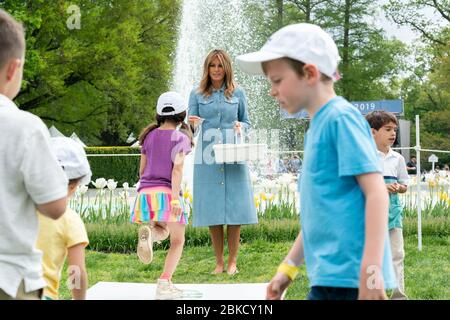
[87,282,269,300]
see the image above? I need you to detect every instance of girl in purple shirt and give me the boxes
[130,92,193,299]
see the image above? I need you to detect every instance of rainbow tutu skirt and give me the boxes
[130,186,189,225]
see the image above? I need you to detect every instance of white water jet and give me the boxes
[171,0,271,189]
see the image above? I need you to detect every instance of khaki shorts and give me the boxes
[0,281,43,300]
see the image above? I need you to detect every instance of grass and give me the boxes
[86,217,449,253]
[59,233,449,300]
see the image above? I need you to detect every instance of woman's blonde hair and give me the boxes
[198,49,236,98]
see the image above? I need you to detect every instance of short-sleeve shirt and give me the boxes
[139,129,192,191]
[378,149,409,185]
[299,96,397,289]
[36,208,89,300]
[0,94,68,298]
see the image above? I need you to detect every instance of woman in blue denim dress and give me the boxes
[188,49,258,275]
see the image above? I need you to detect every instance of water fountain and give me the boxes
[171,0,279,189]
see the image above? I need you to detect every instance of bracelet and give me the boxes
[277,262,299,281]
[170,199,180,205]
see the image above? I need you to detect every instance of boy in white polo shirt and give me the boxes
[366,110,409,300]
[237,23,396,300]
[0,9,68,300]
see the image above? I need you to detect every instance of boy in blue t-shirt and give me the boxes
[237,23,396,300]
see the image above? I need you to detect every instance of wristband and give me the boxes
[277,262,299,281]
[170,199,180,206]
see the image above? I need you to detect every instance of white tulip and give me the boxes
[123,182,129,190]
[273,183,281,193]
[250,171,258,183]
[288,182,297,193]
[107,179,118,191]
[78,185,88,195]
[92,178,107,189]
[278,173,293,185]
[265,179,277,190]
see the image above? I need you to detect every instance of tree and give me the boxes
[242,0,408,151]
[384,0,450,45]
[311,0,407,100]
[285,0,329,22]
[399,28,450,166]
[385,0,450,166]
[1,0,181,145]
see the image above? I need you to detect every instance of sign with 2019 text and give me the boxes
[281,99,404,119]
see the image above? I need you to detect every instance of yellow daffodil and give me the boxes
[260,192,267,201]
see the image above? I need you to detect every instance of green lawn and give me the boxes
[60,234,449,300]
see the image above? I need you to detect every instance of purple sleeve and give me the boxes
[173,132,191,155]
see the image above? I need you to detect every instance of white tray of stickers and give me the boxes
[213,133,267,164]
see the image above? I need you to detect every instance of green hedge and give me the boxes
[85,217,449,253]
[85,147,141,186]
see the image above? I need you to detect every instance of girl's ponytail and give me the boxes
[139,118,162,145]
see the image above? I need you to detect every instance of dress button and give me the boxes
[221,182,224,185]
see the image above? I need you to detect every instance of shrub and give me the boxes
[85,147,141,186]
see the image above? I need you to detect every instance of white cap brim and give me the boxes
[236,51,285,75]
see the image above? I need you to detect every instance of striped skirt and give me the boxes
[130,186,189,225]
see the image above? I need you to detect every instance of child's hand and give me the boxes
[266,272,291,300]
[358,286,387,300]
[171,203,182,216]
[358,265,388,300]
[234,121,242,134]
[386,183,399,194]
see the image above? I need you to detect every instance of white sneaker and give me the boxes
[155,279,183,300]
[137,226,153,264]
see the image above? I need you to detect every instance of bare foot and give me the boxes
[227,264,239,276]
[211,264,225,275]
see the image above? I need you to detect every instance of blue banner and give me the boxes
[281,99,404,119]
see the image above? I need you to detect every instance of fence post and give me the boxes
[415,115,422,251]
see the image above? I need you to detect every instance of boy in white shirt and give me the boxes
[366,110,409,300]
[0,9,68,300]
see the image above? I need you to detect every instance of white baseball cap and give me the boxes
[236,23,341,80]
[156,91,187,116]
[50,137,92,185]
